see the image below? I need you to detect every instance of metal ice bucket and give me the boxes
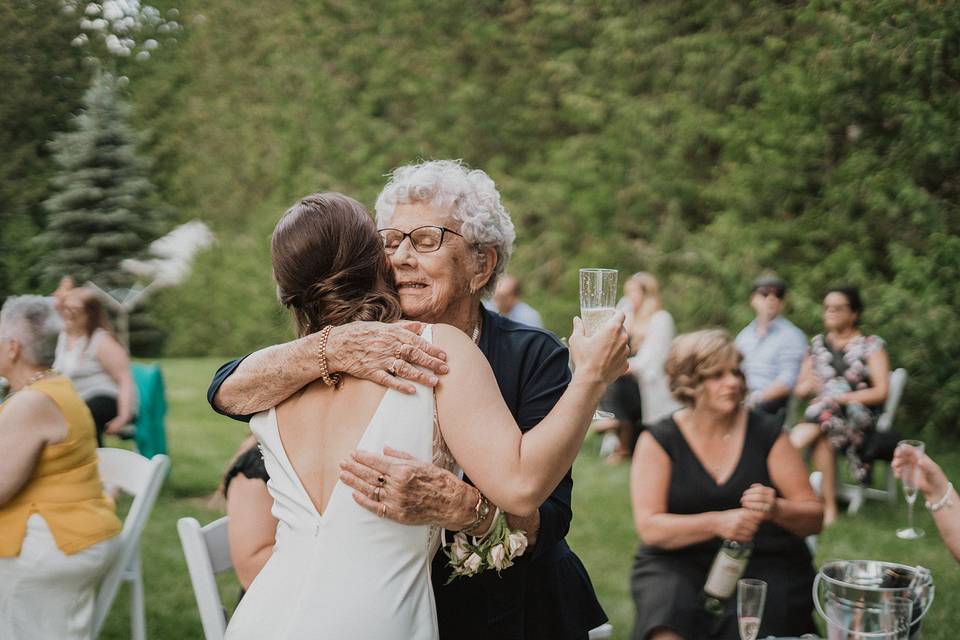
[813,560,934,639]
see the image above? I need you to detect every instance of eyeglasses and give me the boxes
[378,226,465,255]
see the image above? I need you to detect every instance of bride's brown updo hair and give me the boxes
[272,192,402,337]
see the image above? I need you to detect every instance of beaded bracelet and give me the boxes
[316,325,342,388]
[926,482,954,512]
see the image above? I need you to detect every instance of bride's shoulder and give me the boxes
[431,323,471,348]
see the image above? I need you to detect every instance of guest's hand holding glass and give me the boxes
[895,439,925,540]
[893,444,950,504]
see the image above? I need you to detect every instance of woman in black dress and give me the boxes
[629,330,823,640]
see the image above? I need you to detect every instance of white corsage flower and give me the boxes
[507,531,528,559]
[463,553,483,575]
[489,543,512,571]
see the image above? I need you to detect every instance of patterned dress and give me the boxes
[803,333,886,484]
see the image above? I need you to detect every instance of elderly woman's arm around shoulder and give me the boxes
[0,390,68,506]
[630,431,765,549]
[741,432,823,538]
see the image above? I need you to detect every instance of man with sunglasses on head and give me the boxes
[734,274,807,427]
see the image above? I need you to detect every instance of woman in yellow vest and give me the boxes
[0,295,122,640]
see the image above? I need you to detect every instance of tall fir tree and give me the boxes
[40,69,166,290]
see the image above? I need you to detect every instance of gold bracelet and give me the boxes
[461,487,491,535]
[317,325,342,388]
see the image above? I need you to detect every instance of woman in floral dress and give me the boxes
[790,286,890,524]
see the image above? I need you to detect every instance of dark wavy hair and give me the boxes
[272,192,402,337]
[825,285,864,326]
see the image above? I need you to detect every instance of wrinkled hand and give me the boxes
[569,312,630,385]
[893,446,949,501]
[740,483,777,521]
[714,508,764,542]
[326,321,449,395]
[340,446,473,529]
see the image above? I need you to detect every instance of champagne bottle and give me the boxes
[702,539,754,615]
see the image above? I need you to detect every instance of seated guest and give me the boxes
[602,273,680,463]
[489,273,544,328]
[222,435,276,594]
[790,286,889,525]
[630,329,822,640]
[0,295,122,640]
[893,447,960,564]
[734,275,806,426]
[55,288,139,446]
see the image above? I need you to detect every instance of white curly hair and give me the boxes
[0,295,62,367]
[375,159,516,297]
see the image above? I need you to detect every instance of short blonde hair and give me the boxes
[666,329,745,406]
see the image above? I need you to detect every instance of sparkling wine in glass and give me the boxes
[737,578,766,640]
[579,268,618,420]
[896,439,925,540]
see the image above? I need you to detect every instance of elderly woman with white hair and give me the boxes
[209,160,610,640]
[0,296,121,640]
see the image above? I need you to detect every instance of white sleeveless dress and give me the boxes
[226,326,452,640]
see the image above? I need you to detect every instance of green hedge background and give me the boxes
[2,0,958,436]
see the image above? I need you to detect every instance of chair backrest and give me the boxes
[177,516,232,640]
[92,449,170,637]
[876,368,907,433]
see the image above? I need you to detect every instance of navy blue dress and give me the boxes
[630,412,817,640]
[207,305,607,640]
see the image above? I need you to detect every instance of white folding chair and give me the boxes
[92,449,171,640]
[838,368,907,514]
[177,516,232,640]
[589,623,614,639]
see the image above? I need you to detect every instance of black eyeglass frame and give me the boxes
[378,225,468,255]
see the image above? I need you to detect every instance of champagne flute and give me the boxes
[579,268,618,421]
[737,578,766,640]
[896,439,925,540]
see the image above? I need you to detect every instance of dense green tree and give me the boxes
[81,0,960,436]
[0,0,87,299]
[39,70,167,289]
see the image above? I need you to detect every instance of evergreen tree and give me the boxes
[39,69,166,290]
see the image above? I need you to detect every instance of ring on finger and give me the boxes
[377,474,386,485]
[395,344,403,361]
[373,486,382,502]
[379,503,386,518]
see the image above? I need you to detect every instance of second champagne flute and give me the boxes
[737,578,767,640]
[896,439,925,540]
[579,268,618,420]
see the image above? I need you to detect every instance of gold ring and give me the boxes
[373,486,382,502]
[379,503,386,518]
[377,475,386,485]
[395,344,403,360]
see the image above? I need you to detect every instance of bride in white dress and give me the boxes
[224,193,628,640]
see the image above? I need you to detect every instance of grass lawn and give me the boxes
[99,358,957,639]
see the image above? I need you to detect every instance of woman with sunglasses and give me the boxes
[789,286,890,525]
[55,288,138,446]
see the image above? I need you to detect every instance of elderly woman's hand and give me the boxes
[713,508,764,543]
[326,321,450,394]
[740,483,778,521]
[568,312,630,385]
[340,446,477,530]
